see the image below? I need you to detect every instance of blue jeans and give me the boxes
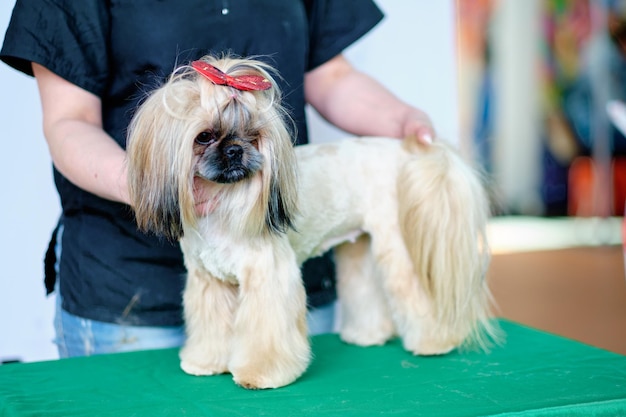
[54,296,185,357]
[54,295,336,357]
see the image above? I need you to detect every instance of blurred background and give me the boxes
[457,0,625,355]
[458,0,624,218]
[0,0,624,363]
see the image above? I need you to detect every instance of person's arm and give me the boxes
[304,54,435,144]
[32,63,130,205]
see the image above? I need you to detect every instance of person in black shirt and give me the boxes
[1,0,435,357]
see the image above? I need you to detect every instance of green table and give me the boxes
[1,321,625,416]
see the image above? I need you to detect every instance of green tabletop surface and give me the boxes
[1,320,625,416]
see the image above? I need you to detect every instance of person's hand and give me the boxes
[193,176,214,217]
[401,108,436,145]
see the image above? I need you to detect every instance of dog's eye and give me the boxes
[195,131,217,146]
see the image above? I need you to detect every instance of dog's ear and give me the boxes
[126,84,194,241]
[263,113,299,235]
[267,175,294,234]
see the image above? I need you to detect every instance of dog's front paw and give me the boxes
[179,343,230,376]
[231,371,276,390]
[229,344,311,389]
[231,359,308,390]
[180,359,229,376]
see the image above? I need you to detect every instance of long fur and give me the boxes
[126,55,499,389]
[127,56,297,240]
[289,137,499,355]
[398,140,496,350]
[128,56,308,390]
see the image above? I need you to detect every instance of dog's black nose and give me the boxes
[224,144,243,160]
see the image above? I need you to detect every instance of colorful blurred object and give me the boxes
[456,0,625,216]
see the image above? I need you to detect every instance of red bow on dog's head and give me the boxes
[191,60,272,91]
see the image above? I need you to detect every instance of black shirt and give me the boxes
[1,0,383,326]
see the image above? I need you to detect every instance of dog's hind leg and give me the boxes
[367,229,456,356]
[335,234,395,346]
[228,238,311,389]
[179,269,238,376]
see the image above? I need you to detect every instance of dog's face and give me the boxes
[192,113,264,185]
[126,56,298,241]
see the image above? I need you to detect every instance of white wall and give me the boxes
[0,0,459,362]
[309,1,460,144]
[0,1,59,362]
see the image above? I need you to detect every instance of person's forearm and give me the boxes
[305,55,434,142]
[33,63,131,206]
[44,119,129,205]
[310,70,415,137]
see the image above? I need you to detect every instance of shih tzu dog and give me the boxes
[126,55,497,389]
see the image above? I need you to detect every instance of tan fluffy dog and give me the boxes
[126,55,497,389]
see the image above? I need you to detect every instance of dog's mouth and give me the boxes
[214,166,252,184]
[194,136,264,185]
[195,162,254,184]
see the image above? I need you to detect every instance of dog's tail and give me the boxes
[397,137,500,351]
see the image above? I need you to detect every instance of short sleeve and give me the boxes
[306,0,384,70]
[0,0,110,97]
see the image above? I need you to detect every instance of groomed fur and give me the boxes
[288,136,499,355]
[398,139,498,350]
[126,55,500,390]
[127,55,309,390]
